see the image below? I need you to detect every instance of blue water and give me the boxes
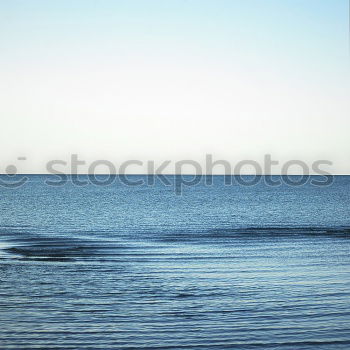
[0,176,350,349]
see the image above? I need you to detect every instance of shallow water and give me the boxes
[1,176,350,349]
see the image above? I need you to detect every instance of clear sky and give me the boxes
[0,0,349,173]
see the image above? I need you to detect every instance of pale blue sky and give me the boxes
[0,0,349,172]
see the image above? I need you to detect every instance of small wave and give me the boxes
[0,230,128,262]
[156,226,350,243]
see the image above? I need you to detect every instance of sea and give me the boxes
[0,175,349,349]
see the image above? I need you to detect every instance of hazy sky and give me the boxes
[0,0,349,173]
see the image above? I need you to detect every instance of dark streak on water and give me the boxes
[0,175,350,349]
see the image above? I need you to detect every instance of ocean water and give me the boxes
[0,175,350,349]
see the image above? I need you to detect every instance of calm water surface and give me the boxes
[0,176,350,349]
